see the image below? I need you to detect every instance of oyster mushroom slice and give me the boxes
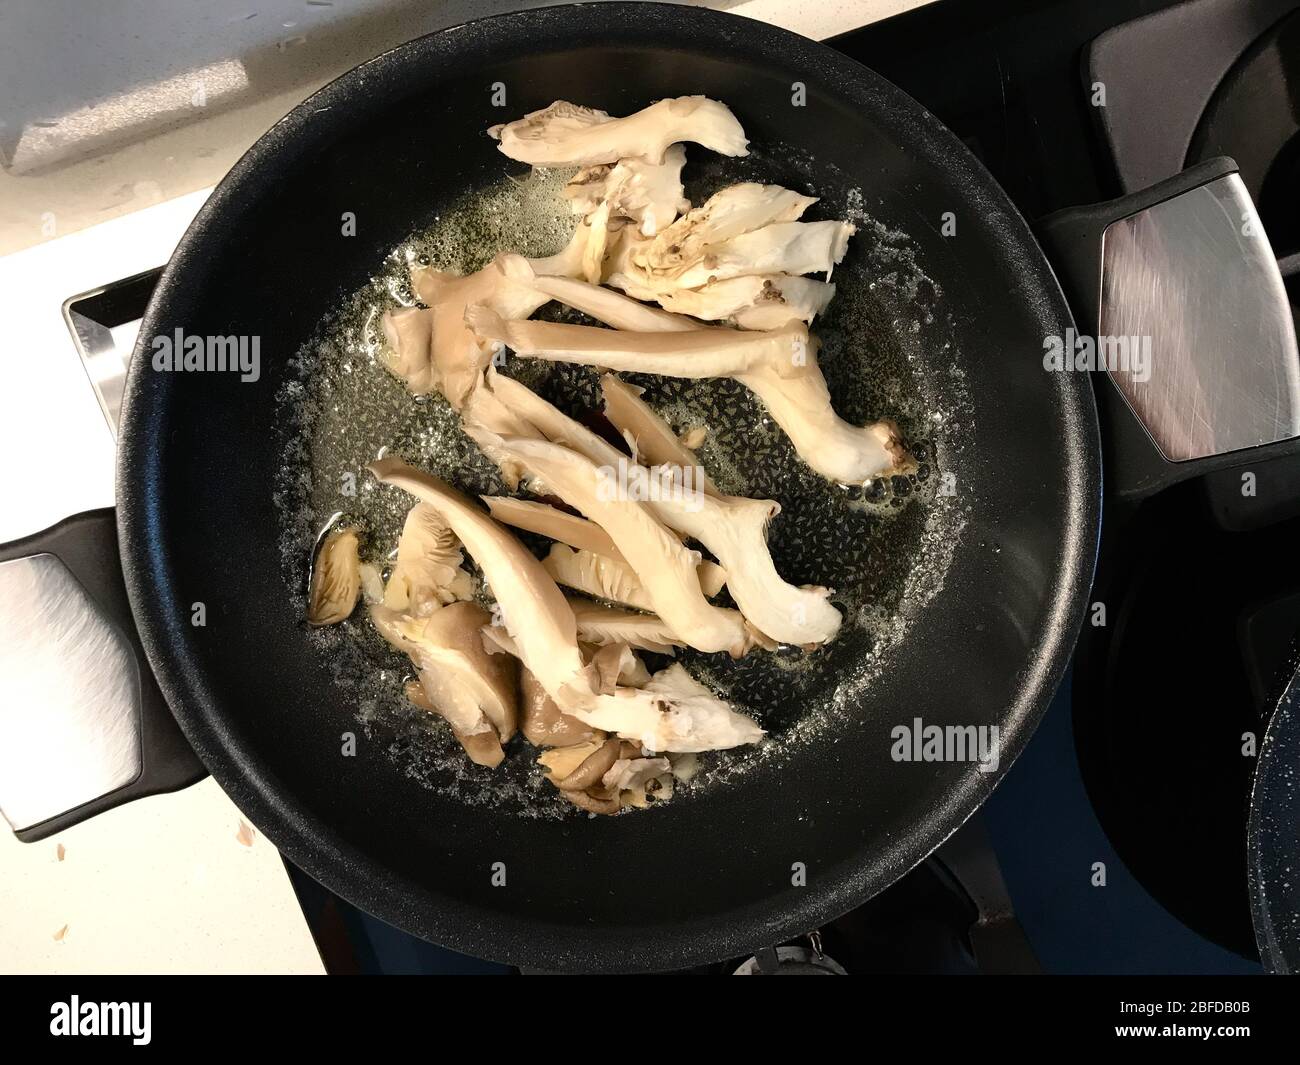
[358,562,385,605]
[638,183,819,273]
[370,459,762,752]
[543,543,649,609]
[407,259,549,409]
[520,666,594,748]
[488,96,748,167]
[570,599,683,654]
[548,735,622,791]
[579,663,765,753]
[600,375,841,646]
[566,145,689,237]
[603,756,673,796]
[600,376,719,497]
[493,436,750,657]
[382,503,474,617]
[526,224,592,279]
[307,528,362,626]
[665,220,856,289]
[542,542,726,612]
[481,370,837,642]
[371,602,516,767]
[379,307,436,394]
[496,253,696,333]
[372,601,517,741]
[468,309,908,484]
[589,641,652,693]
[739,363,912,484]
[654,275,837,329]
[482,372,830,642]
[579,201,613,285]
[482,495,625,561]
[467,305,811,379]
[402,679,505,768]
[368,458,590,702]
[461,373,547,491]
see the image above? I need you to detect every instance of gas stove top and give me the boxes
[28,0,1300,974]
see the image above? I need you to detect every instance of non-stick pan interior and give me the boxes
[120,5,1097,970]
[274,142,967,818]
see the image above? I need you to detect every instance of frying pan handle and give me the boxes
[1037,156,1300,500]
[0,509,206,842]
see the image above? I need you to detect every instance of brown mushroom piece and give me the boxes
[372,601,518,767]
[560,788,621,816]
[403,678,508,768]
[396,258,549,409]
[307,528,363,626]
[552,735,621,792]
[588,641,652,693]
[520,666,594,748]
[379,307,437,395]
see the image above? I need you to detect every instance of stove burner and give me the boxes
[733,938,848,976]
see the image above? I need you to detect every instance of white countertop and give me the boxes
[0,0,934,975]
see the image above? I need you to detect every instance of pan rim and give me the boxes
[117,1,1101,972]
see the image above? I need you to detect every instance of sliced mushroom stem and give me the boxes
[467,306,810,380]
[467,308,909,484]
[497,253,696,333]
[483,494,625,562]
[494,435,750,657]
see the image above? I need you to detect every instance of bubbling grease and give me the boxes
[272,146,971,817]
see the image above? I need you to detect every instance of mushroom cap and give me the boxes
[307,528,362,626]
[372,601,519,743]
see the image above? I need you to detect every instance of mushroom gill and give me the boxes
[382,503,474,617]
[570,599,683,655]
[565,144,690,237]
[307,528,363,626]
[543,542,725,612]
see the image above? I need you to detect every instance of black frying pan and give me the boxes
[23,2,1262,972]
